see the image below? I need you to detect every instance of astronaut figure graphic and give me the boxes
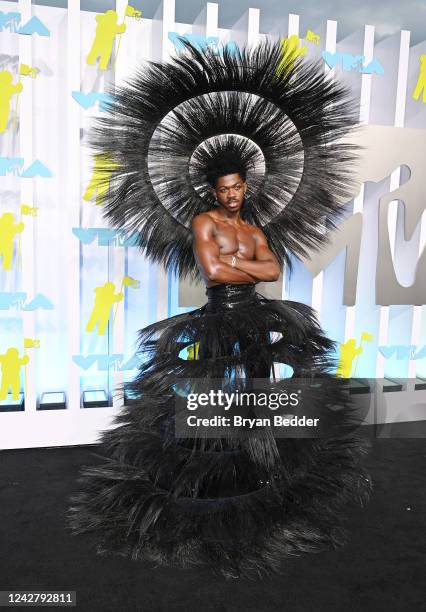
[0,71,22,133]
[86,10,126,71]
[85,282,124,336]
[413,55,426,103]
[0,212,24,271]
[83,154,117,205]
[336,338,363,378]
[0,348,28,401]
[277,34,307,74]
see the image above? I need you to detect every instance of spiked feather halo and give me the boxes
[91,40,359,280]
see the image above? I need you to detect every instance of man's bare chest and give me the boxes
[213,221,257,257]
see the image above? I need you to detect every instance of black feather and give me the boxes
[67,285,372,579]
[88,39,359,279]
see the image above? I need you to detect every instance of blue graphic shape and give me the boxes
[97,354,123,370]
[378,346,397,359]
[168,32,183,48]
[98,93,115,112]
[0,157,24,176]
[18,16,50,37]
[23,294,54,310]
[97,228,119,246]
[221,41,239,56]
[0,317,21,332]
[21,160,52,178]
[415,346,426,359]
[72,91,98,109]
[190,33,219,52]
[73,227,141,246]
[342,54,364,72]
[322,51,384,75]
[322,51,341,69]
[168,31,219,52]
[72,91,116,112]
[75,354,141,372]
[0,11,21,33]
[73,355,98,370]
[395,345,415,360]
[0,292,26,310]
[120,232,140,247]
[121,355,140,370]
[362,58,384,75]
[72,228,98,244]
[21,159,53,178]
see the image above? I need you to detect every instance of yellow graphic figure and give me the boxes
[0,70,22,133]
[336,339,362,378]
[0,212,24,271]
[0,348,29,401]
[125,5,142,20]
[112,275,140,327]
[305,29,320,44]
[20,203,39,217]
[86,281,124,336]
[336,332,374,378]
[186,342,199,360]
[412,55,426,103]
[83,154,118,206]
[19,63,40,79]
[86,10,126,71]
[277,35,307,76]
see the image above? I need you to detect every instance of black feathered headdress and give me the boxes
[90,40,359,280]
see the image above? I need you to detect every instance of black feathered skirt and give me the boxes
[67,283,371,578]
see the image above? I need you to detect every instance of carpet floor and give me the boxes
[0,439,424,612]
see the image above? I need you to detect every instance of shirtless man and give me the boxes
[192,167,281,286]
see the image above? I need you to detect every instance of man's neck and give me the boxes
[214,208,241,223]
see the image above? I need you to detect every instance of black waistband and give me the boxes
[205,284,257,310]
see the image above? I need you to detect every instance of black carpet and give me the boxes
[0,439,424,612]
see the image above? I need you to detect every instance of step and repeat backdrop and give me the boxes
[0,0,425,448]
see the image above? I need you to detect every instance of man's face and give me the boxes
[213,173,247,213]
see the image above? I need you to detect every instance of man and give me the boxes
[192,163,281,287]
[191,161,281,379]
[68,42,371,580]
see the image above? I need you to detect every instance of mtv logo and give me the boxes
[0,11,21,33]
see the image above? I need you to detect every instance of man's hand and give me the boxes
[218,253,237,265]
[229,229,280,282]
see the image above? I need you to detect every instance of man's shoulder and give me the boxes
[191,211,216,228]
[243,221,264,237]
